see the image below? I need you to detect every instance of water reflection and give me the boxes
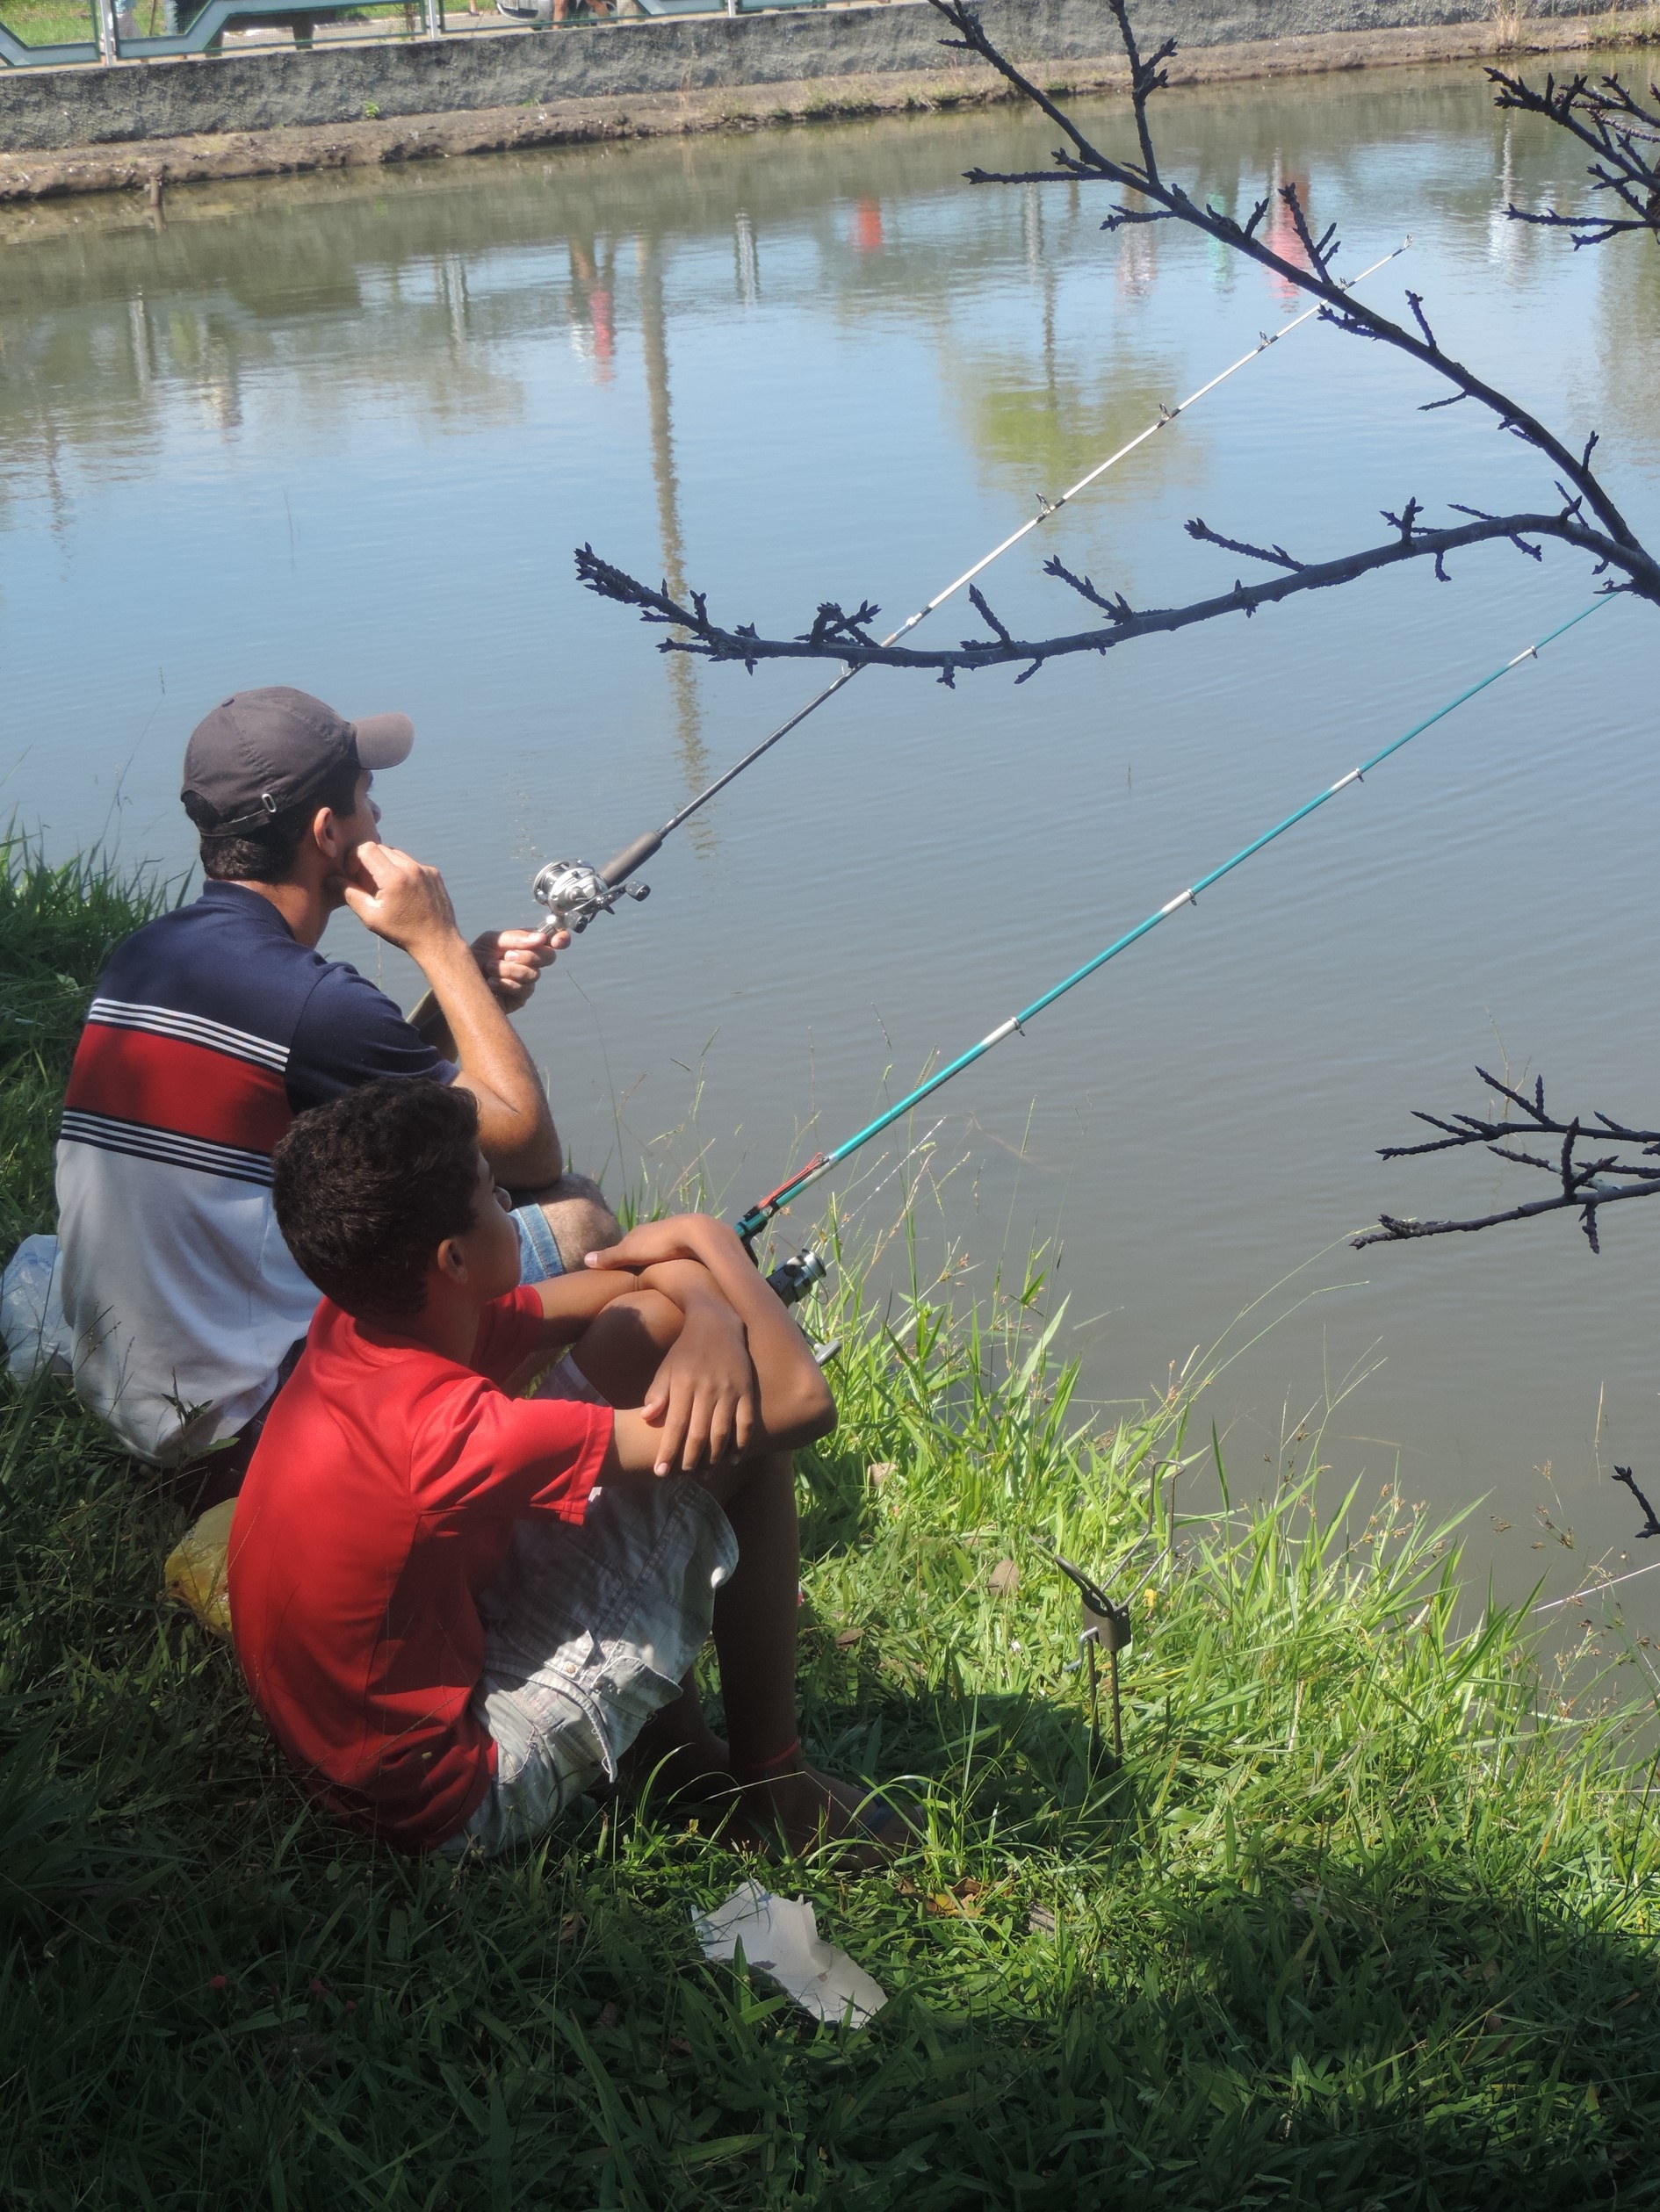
[1596,223,1660,461]
[3,59,1659,1595]
[635,231,711,832]
[0,74,1613,467]
[568,234,616,382]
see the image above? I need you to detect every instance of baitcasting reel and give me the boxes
[531,859,651,938]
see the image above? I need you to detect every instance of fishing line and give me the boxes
[1534,1555,1660,1615]
[740,593,1620,1279]
[525,243,1411,938]
[761,1118,954,1329]
[829,1118,949,1234]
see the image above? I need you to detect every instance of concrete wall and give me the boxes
[0,0,1651,153]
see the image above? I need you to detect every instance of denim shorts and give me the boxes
[443,1477,739,1859]
[511,1203,565,1285]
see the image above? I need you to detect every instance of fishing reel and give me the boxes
[765,1247,827,1308]
[756,1244,841,1366]
[531,859,650,938]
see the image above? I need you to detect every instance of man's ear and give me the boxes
[434,1236,470,1286]
[311,803,347,863]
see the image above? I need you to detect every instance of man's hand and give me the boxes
[641,1298,758,1474]
[343,843,463,962]
[470,927,568,1012]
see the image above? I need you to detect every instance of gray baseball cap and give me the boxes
[181,687,415,832]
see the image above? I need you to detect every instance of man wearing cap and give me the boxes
[54,686,614,1500]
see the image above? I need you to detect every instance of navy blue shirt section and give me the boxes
[97,883,456,1110]
[284,942,457,1109]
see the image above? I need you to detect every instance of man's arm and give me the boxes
[410,926,566,1052]
[343,842,562,1187]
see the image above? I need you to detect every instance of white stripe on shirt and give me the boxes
[86,998,291,1072]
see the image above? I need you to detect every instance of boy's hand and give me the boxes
[586,1216,731,1274]
[640,1302,757,1474]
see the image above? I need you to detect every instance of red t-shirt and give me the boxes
[227,1285,614,1853]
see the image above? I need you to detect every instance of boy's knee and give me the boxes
[532,1172,622,1272]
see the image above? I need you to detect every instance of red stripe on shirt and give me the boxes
[65,1023,292,1156]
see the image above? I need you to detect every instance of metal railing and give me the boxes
[0,0,825,64]
[1,0,440,66]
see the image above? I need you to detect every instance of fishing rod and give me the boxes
[524,243,1410,941]
[742,593,1620,1305]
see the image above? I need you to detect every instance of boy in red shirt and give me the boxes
[229,1078,880,1859]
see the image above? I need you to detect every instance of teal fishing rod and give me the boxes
[745,593,1620,1301]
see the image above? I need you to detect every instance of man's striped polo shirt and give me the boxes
[56,882,451,1465]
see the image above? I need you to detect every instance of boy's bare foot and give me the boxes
[738,1764,909,1869]
[625,1739,736,1806]
[617,1710,734,1808]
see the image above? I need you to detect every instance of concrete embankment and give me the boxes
[0,0,1654,202]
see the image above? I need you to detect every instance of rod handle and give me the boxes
[601,829,664,886]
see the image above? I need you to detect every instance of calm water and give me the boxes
[3,59,1658,1607]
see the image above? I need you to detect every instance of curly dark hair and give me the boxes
[272,1078,484,1320]
[184,759,363,884]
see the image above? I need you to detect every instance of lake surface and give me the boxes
[3,55,1657,1610]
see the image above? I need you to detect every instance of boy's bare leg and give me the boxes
[698,1452,893,1859]
[566,1298,893,1855]
[560,1296,735,1801]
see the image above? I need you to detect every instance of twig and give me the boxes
[1356,1067,1660,1252]
[1613,1465,1660,1540]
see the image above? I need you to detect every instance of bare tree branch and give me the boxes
[1490,66,1660,248]
[1104,0,1173,190]
[1185,519,1307,571]
[574,1,1660,675]
[578,512,1636,678]
[1353,1067,1660,1252]
[936,0,1649,562]
[1613,1465,1660,1538]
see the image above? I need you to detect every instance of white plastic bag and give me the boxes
[693,1881,887,2028]
[1,1235,71,1382]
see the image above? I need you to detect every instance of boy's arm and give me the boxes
[527,1267,646,1347]
[530,1261,765,1474]
[587,1218,837,1472]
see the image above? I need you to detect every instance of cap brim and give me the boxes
[350,711,415,769]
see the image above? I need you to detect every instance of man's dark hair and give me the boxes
[273,1079,483,1320]
[184,759,363,884]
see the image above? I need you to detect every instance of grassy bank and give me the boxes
[5,836,1660,2208]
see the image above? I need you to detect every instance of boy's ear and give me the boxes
[435,1236,470,1286]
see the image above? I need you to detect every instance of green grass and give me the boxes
[0,0,94,45]
[0,831,174,1257]
[5,836,1660,2207]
